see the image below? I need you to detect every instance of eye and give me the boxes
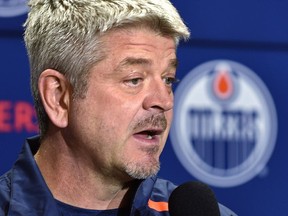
[163,77,179,86]
[124,78,143,87]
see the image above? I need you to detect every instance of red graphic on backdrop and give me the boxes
[0,100,39,133]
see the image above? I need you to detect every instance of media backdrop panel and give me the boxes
[0,1,287,215]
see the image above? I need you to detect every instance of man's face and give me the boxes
[67,28,177,181]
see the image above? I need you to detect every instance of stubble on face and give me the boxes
[124,158,160,180]
[75,29,175,182]
[123,114,168,179]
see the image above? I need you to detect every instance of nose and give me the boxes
[143,79,174,112]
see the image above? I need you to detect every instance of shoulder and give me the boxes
[148,177,238,216]
[0,171,11,197]
[146,177,176,201]
[0,171,12,214]
[153,177,177,192]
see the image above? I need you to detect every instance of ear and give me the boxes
[38,69,71,129]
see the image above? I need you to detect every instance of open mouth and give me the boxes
[134,129,163,140]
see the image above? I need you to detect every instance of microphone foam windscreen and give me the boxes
[168,181,221,216]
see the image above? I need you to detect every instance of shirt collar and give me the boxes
[8,136,60,216]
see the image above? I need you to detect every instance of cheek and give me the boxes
[91,96,140,141]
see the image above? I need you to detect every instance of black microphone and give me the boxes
[168,181,221,216]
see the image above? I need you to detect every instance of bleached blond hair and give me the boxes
[24,0,190,136]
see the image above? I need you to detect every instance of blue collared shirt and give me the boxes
[0,136,237,216]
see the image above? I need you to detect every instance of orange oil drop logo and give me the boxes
[213,70,233,100]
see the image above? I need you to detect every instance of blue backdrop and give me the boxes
[1,1,287,215]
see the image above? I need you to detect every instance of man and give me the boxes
[0,0,236,215]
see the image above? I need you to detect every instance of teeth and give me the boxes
[147,134,153,139]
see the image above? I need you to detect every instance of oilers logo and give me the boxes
[0,0,29,17]
[170,60,277,187]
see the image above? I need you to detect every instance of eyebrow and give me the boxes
[169,58,178,69]
[118,57,152,68]
[116,57,178,72]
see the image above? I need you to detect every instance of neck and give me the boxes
[34,134,140,210]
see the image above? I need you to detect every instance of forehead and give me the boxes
[116,56,178,72]
[101,27,177,62]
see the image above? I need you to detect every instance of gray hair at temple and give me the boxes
[24,0,190,136]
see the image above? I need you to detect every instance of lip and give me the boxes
[132,128,164,144]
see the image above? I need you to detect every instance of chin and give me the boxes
[124,159,160,180]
